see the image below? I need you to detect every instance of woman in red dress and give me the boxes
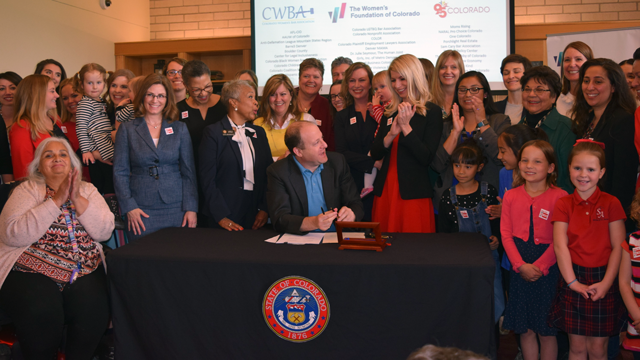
[370,54,443,233]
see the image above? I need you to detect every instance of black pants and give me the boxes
[88,161,114,194]
[0,266,109,360]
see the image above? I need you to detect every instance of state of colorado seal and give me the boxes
[262,276,330,342]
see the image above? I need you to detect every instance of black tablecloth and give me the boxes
[107,228,495,359]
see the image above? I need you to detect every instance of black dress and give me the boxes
[177,99,227,167]
[0,114,12,178]
[333,104,378,221]
[177,99,227,226]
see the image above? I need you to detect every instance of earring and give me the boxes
[235,107,238,111]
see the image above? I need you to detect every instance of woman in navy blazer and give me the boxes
[113,74,198,241]
[199,80,273,231]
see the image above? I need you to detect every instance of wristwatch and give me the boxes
[476,120,487,128]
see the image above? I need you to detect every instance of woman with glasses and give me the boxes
[176,60,226,168]
[519,66,576,192]
[113,74,198,241]
[329,80,345,116]
[431,71,511,213]
[164,57,188,102]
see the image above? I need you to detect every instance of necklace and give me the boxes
[583,117,599,139]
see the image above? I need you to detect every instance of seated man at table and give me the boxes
[266,121,363,234]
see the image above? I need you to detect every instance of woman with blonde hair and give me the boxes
[254,74,314,161]
[370,54,443,233]
[557,41,593,118]
[9,75,67,179]
[430,50,465,118]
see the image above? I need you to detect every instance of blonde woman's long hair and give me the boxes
[430,50,465,111]
[11,75,55,141]
[388,54,430,116]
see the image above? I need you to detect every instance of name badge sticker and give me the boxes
[60,126,67,133]
[165,127,174,135]
[634,247,640,259]
[181,111,189,119]
[349,117,357,125]
[539,209,550,220]
[387,117,393,126]
[222,129,235,137]
[460,210,469,219]
[316,119,322,126]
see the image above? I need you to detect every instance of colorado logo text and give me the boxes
[263,276,330,342]
[434,1,491,18]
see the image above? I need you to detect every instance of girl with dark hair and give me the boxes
[439,139,504,324]
[572,58,638,232]
[432,71,511,213]
[34,59,67,88]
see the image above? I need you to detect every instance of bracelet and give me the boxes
[567,279,578,287]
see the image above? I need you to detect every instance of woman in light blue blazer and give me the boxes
[113,74,198,241]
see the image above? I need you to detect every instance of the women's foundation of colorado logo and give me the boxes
[262,276,330,342]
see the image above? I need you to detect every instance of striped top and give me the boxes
[76,95,114,160]
[116,103,135,123]
[623,232,640,352]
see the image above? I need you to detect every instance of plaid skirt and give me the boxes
[548,264,626,337]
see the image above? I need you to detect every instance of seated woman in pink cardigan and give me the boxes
[0,137,114,359]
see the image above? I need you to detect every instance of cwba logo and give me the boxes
[262,6,314,20]
[329,3,347,23]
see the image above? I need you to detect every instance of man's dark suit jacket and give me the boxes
[266,152,364,234]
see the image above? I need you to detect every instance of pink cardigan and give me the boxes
[0,180,115,287]
[501,185,568,275]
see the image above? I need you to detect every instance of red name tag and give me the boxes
[165,127,174,135]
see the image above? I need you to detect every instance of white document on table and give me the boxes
[276,232,325,245]
[322,232,366,244]
[264,234,282,243]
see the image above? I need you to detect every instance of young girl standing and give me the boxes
[550,141,626,360]
[620,191,640,360]
[438,140,503,323]
[501,140,568,360]
[362,70,399,197]
[75,63,115,194]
